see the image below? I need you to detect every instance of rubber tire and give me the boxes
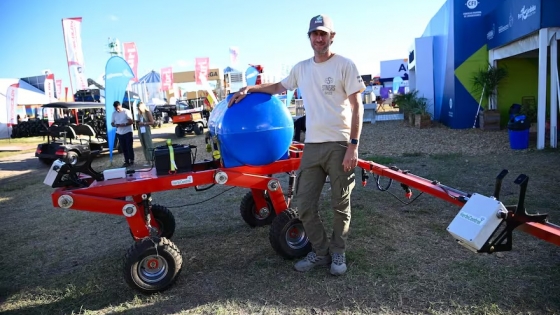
[175,125,185,138]
[123,237,183,294]
[194,123,203,135]
[239,191,276,227]
[269,208,312,259]
[66,151,79,165]
[129,204,176,240]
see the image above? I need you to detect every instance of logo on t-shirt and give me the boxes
[322,77,335,95]
[357,75,363,83]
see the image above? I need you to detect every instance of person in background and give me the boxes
[111,101,134,167]
[135,102,154,166]
[228,14,365,276]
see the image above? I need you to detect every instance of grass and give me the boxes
[1,122,560,314]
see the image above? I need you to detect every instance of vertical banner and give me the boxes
[62,17,88,93]
[44,74,56,126]
[195,57,210,85]
[122,42,139,82]
[6,84,18,127]
[105,56,135,160]
[229,46,239,67]
[55,79,62,99]
[160,67,173,91]
[246,66,259,86]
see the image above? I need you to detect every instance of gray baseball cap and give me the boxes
[308,14,334,34]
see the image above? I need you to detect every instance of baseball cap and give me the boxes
[308,14,334,34]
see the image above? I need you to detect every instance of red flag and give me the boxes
[195,57,209,85]
[160,67,173,91]
[122,42,139,82]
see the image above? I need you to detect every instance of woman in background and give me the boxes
[136,102,155,165]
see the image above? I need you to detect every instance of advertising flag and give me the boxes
[160,67,173,91]
[62,17,88,92]
[122,42,139,82]
[229,46,239,66]
[45,74,56,125]
[55,79,62,99]
[105,56,135,160]
[6,83,18,127]
[195,57,210,85]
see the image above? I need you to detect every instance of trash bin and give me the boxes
[507,115,531,150]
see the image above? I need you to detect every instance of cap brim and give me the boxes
[308,26,332,34]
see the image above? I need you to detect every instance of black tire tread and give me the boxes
[123,237,183,294]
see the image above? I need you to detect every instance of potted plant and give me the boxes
[414,96,432,128]
[393,90,419,125]
[470,63,508,130]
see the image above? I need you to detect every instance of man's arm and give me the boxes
[347,91,363,148]
[246,82,287,95]
[228,82,288,106]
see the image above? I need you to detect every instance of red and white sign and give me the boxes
[44,74,56,126]
[6,84,18,127]
[195,57,209,85]
[55,79,62,99]
[62,17,88,92]
[122,42,138,82]
[160,67,173,91]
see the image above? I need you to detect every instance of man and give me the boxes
[111,101,135,167]
[228,14,365,275]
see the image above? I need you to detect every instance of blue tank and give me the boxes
[208,92,294,168]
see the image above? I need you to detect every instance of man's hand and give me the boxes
[228,86,250,107]
[342,144,358,172]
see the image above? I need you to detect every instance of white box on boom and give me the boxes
[447,193,507,253]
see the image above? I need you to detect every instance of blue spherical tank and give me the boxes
[208,93,294,168]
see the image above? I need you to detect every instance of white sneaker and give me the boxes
[294,252,331,272]
[330,253,347,276]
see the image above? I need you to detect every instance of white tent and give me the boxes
[0,79,51,139]
[490,28,560,149]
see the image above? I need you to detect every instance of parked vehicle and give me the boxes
[35,102,120,165]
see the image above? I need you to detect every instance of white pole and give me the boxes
[551,33,558,148]
[537,28,549,149]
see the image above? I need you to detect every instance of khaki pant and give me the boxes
[295,142,356,256]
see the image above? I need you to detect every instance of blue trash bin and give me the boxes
[507,115,531,150]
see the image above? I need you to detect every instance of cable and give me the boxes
[370,174,424,205]
[166,186,237,208]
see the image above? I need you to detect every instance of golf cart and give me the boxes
[153,99,210,137]
[35,102,120,165]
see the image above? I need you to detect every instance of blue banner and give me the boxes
[245,66,259,86]
[486,0,541,50]
[285,89,295,107]
[541,0,560,28]
[104,56,135,160]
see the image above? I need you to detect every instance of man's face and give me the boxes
[309,30,334,54]
[114,104,122,112]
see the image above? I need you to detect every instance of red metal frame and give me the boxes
[50,142,560,248]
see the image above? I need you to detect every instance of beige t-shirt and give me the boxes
[281,54,366,143]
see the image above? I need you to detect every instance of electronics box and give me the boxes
[154,144,192,176]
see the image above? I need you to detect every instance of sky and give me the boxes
[0,0,446,92]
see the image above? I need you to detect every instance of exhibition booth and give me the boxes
[408,0,560,149]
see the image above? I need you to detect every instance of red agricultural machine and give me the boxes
[43,141,560,294]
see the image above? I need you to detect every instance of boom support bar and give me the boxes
[357,159,560,247]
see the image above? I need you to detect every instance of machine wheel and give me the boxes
[123,237,183,294]
[65,151,79,165]
[269,208,312,259]
[185,124,194,134]
[194,123,203,135]
[175,125,185,138]
[239,191,276,227]
[129,204,176,239]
